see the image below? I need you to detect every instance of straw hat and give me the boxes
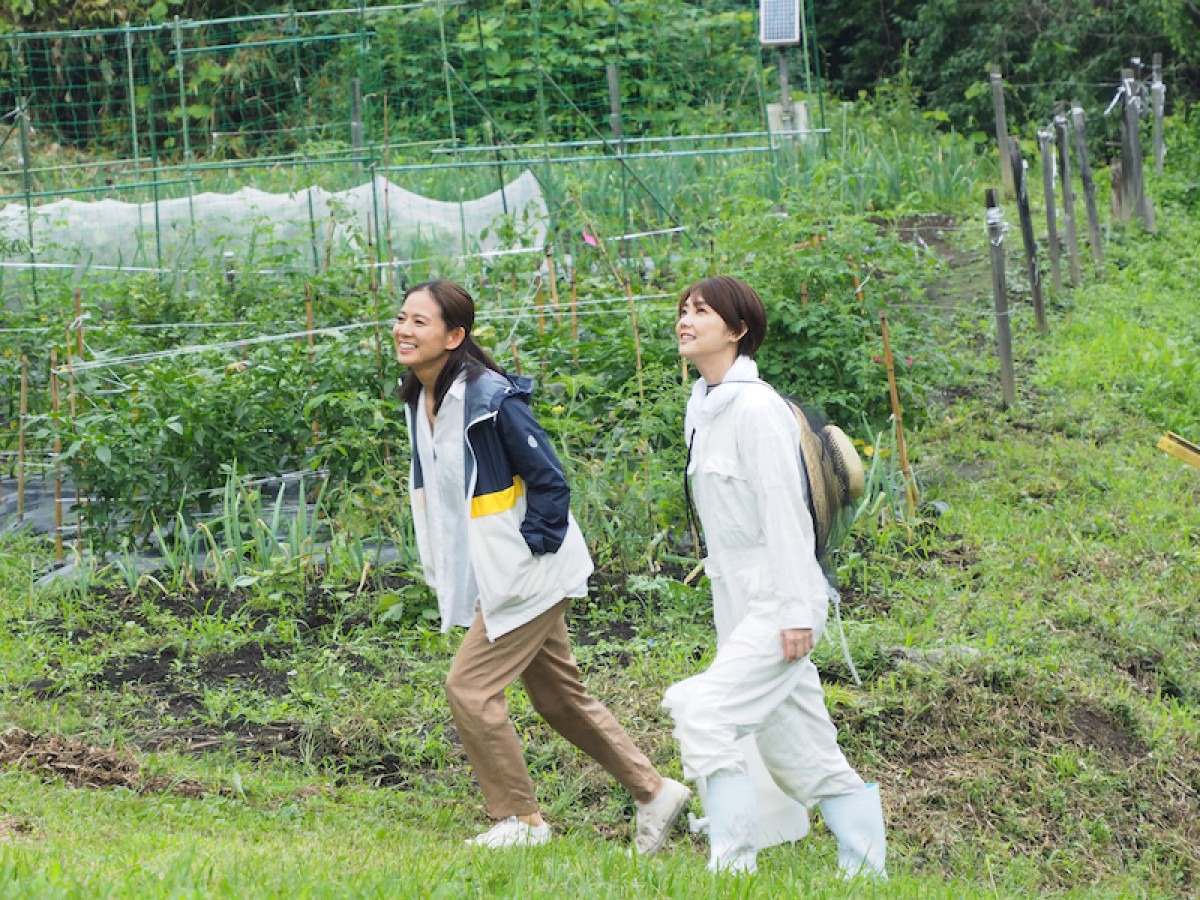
[786,400,866,557]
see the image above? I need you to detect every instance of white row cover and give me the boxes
[0,170,547,271]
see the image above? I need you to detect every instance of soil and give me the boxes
[871,212,968,262]
[0,815,32,842]
[0,726,221,797]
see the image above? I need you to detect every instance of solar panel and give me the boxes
[760,0,801,46]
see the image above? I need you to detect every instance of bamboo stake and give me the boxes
[512,339,522,375]
[879,311,918,516]
[382,94,394,294]
[73,287,84,357]
[572,196,644,398]
[535,274,545,335]
[17,356,27,523]
[848,256,865,302]
[305,285,319,446]
[64,328,78,421]
[368,213,383,372]
[50,348,63,560]
[800,281,809,307]
[366,216,392,464]
[545,244,561,323]
[569,264,579,366]
[64,328,83,551]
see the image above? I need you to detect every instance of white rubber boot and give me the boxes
[819,782,888,879]
[703,774,758,874]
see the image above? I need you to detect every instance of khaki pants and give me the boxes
[445,599,663,818]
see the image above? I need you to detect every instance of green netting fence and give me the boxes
[0,0,825,290]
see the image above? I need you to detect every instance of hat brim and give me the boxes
[825,424,866,501]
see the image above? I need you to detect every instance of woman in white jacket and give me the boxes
[663,275,887,876]
[393,279,691,852]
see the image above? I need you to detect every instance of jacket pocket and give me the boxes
[693,455,760,547]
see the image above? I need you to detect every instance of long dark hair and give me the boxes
[398,279,507,412]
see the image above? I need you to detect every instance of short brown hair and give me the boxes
[679,275,767,358]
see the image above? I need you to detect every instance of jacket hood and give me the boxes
[687,355,760,430]
[403,366,533,424]
[466,369,533,424]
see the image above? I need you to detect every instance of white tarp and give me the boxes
[0,170,547,271]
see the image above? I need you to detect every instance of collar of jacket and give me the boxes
[403,367,534,427]
[689,354,761,419]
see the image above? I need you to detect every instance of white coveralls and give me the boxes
[663,355,864,845]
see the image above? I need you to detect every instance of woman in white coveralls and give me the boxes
[663,275,887,876]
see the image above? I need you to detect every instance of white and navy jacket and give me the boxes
[404,367,593,641]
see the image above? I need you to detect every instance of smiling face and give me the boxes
[392,288,465,381]
[676,291,744,372]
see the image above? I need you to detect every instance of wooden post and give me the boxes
[1069,103,1104,266]
[1151,54,1165,175]
[985,189,1016,409]
[989,65,1014,195]
[50,349,63,560]
[1037,129,1062,293]
[879,310,918,516]
[1053,107,1083,286]
[17,356,28,523]
[1119,68,1155,231]
[1008,136,1046,333]
[511,339,522,376]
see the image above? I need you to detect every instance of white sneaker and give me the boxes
[466,816,552,849]
[634,777,692,855]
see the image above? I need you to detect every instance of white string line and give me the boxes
[49,291,676,375]
[482,291,675,322]
[7,286,1019,376]
[62,321,378,374]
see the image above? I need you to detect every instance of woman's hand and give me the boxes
[781,628,814,662]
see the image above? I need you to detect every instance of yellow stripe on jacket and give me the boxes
[470,476,524,518]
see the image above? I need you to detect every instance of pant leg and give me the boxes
[663,611,809,781]
[444,600,573,819]
[754,660,865,807]
[520,611,663,804]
